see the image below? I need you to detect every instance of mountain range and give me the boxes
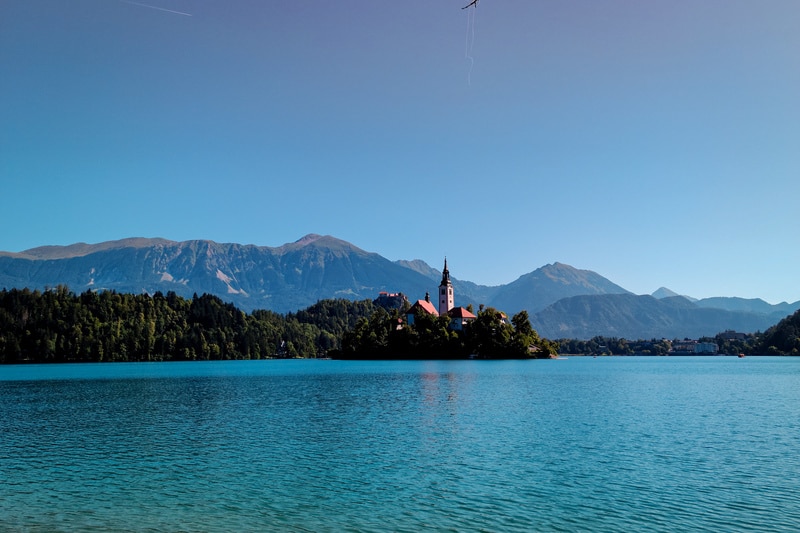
[1,234,797,340]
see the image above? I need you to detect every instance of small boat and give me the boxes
[738,353,745,358]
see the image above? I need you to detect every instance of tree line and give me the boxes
[556,308,800,356]
[753,308,800,355]
[0,287,376,363]
[334,306,558,359]
[0,287,557,362]
[557,337,673,356]
[1,286,796,363]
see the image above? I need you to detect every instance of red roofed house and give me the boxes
[406,293,439,326]
[447,305,476,331]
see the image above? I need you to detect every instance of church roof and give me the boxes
[440,257,451,286]
[447,307,476,319]
[408,299,439,316]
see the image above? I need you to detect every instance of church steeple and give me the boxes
[441,258,450,285]
[438,257,454,315]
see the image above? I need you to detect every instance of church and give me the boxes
[406,259,476,331]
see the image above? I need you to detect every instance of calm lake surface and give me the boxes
[2,357,799,532]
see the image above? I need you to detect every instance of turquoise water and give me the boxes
[2,357,799,532]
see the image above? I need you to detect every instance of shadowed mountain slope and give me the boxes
[530,294,779,340]
[2,236,797,337]
[488,262,631,314]
[0,235,436,313]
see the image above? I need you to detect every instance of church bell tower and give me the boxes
[438,258,454,316]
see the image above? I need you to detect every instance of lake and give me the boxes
[2,357,799,532]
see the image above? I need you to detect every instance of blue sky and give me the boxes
[1,0,798,304]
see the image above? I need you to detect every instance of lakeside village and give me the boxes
[371,260,749,358]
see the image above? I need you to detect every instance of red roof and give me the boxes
[408,299,439,316]
[447,307,476,319]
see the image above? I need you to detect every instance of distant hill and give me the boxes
[694,297,798,323]
[649,288,800,321]
[488,262,630,314]
[652,287,698,302]
[1,235,798,338]
[652,287,681,299]
[531,294,780,340]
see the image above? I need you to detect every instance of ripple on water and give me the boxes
[1,358,799,532]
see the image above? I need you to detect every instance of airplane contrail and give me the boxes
[119,0,192,17]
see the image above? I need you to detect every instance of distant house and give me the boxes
[694,342,719,355]
[406,259,476,331]
[670,339,719,355]
[720,330,747,341]
[671,340,697,354]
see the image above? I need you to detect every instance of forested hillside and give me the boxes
[753,309,800,355]
[0,287,377,363]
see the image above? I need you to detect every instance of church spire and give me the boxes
[438,257,454,315]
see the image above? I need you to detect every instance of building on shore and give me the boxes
[719,330,748,341]
[694,342,719,355]
[670,340,719,355]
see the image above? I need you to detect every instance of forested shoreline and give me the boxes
[0,287,375,363]
[0,286,557,362]
[554,310,800,356]
[0,286,797,363]
[335,306,558,359]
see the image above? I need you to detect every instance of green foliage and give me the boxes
[336,306,557,359]
[556,326,794,356]
[557,337,672,356]
[510,310,559,358]
[467,307,513,358]
[0,288,376,363]
[339,309,456,359]
[752,309,800,355]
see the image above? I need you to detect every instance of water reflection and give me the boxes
[1,358,799,532]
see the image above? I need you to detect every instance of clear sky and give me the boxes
[2,0,798,304]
